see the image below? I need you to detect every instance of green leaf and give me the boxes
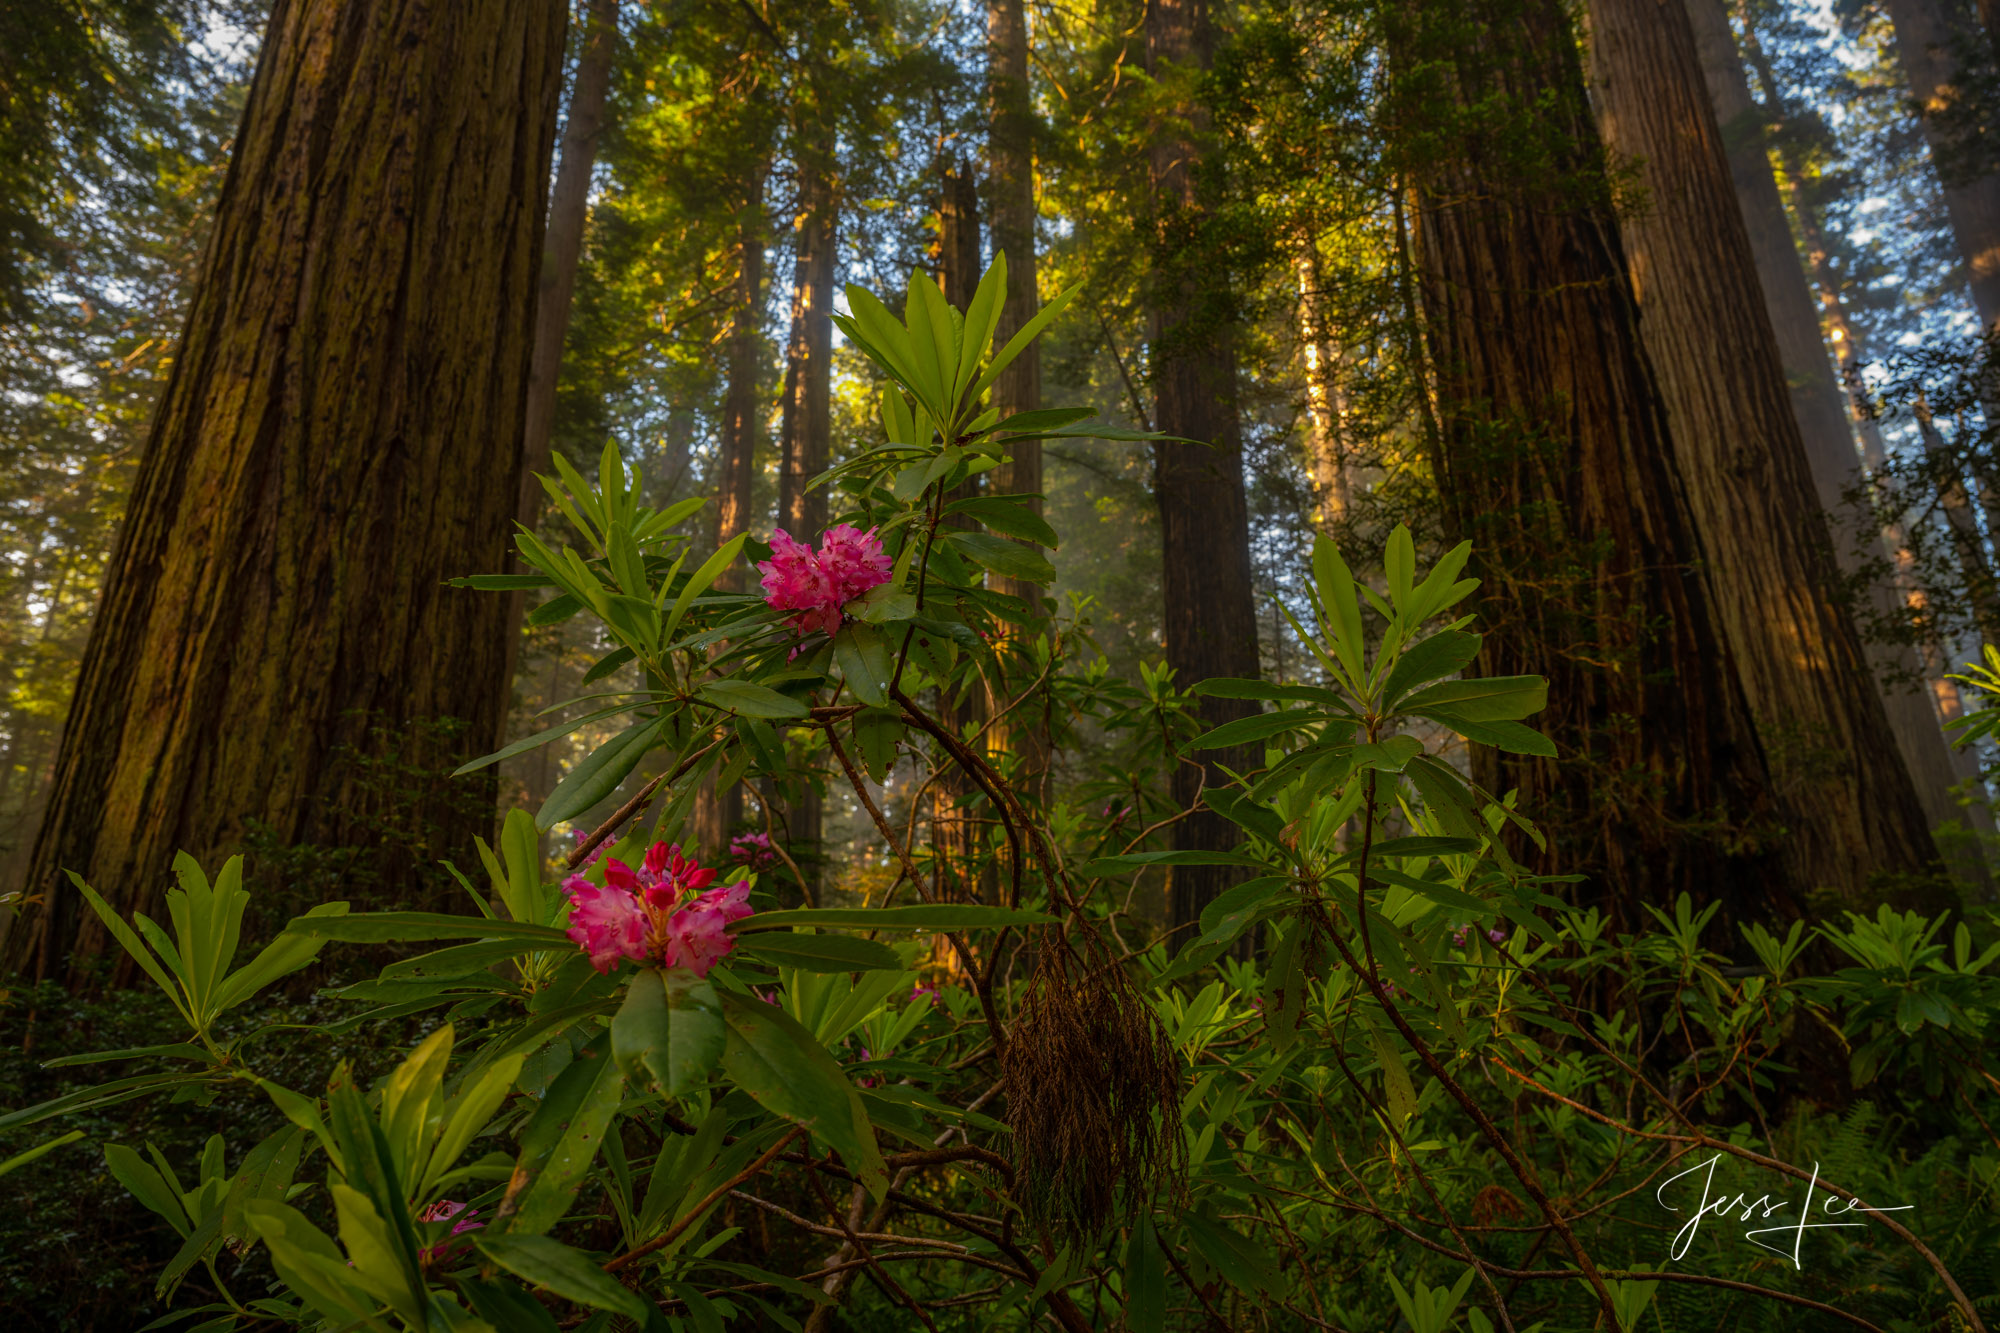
[853,708,904,783]
[505,1047,626,1238]
[849,584,919,624]
[211,901,350,1013]
[1182,1214,1280,1296]
[833,624,893,707]
[284,912,570,945]
[41,1043,212,1069]
[1076,850,1265,877]
[420,1053,524,1201]
[538,715,666,830]
[244,1200,390,1330]
[1402,675,1548,722]
[720,991,888,1199]
[945,496,1059,548]
[968,278,1082,404]
[943,530,1056,584]
[1420,712,1558,757]
[69,874,186,1022]
[732,933,905,973]
[453,706,631,777]
[665,533,746,645]
[1369,1024,1419,1124]
[1369,866,1491,915]
[1126,1213,1166,1331]
[1381,630,1482,706]
[1190,709,1339,751]
[1311,534,1367,686]
[106,1144,191,1234]
[1203,789,1286,846]
[0,1129,83,1179]
[1192,678,1350,707]
[610,968,725,1098]
[991,405,1094,435]
[1372,836,1481,860]
[475,1235,648,1321]
[699,679,811,719]
[739,905,1057,932]
[1197,877,1292,938]
[381,938,543,982]
[1352,735,1424,773]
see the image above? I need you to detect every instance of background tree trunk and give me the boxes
[775,160,834,542]
[6,0,568,983]
[1396,0,1797,922]
[1296,233,1352,530]
[774,153,837,898]
[1687,0,1989,871]
[693,195,766,861]
[933,154,991,906]
[1587,0,1945,905]
[1880,0,2000,332]
[982,0,1049,808]
[518,0,621,529]
[1144,0,1263,943]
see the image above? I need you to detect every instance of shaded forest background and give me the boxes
[3,0,1996,934]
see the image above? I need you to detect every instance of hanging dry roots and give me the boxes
[1002,937,1185,1241]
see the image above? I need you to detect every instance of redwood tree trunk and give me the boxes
[693,197,766,859]
[774,154,836,897]
[775,160,834,542]
[518,0,620,528]
[1689,0,1988,868]
[1296,234,1353,529]
[983,0,1049,805]
[715,198,767,566]
[1880,0,2000,332]
[1145,0,1263,941]
[7,0,568,982]
[1587,0,1944,904]
[1394,0,1796,921]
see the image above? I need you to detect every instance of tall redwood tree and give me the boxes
[1587,0,1944,902]
[7,0,568,982]
[1391,0,1797,919]
[1145,0,1263,941]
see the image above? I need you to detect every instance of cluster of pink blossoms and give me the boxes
[562,841,753,977]
[416,1200,483,1268]
[728,830,776,868]
[757,524,893,640]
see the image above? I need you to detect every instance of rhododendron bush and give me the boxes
[6,259,1990,1333]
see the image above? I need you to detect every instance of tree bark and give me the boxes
[500,0,620,717]
[1701,0,1993,864]
[693,191,767,860]
[1296,235,1353,529]
[6,0,567,982]
[983,0,1049,806]
[1395,0,1797,922]
[775,160,833,542]
[774,153,837,898]
[715,191,768,567]
[518,0,620,529]
[1879,0,2000,333]
[1587,0,1944,905]
[1144,0,1263,942]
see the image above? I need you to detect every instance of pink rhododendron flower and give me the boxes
[756,524,892,642]
[562,877,648,972]
[416,1200,484,1267]
[817,523,894,600]
[561,841,753,978]
[729,830,776,868]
